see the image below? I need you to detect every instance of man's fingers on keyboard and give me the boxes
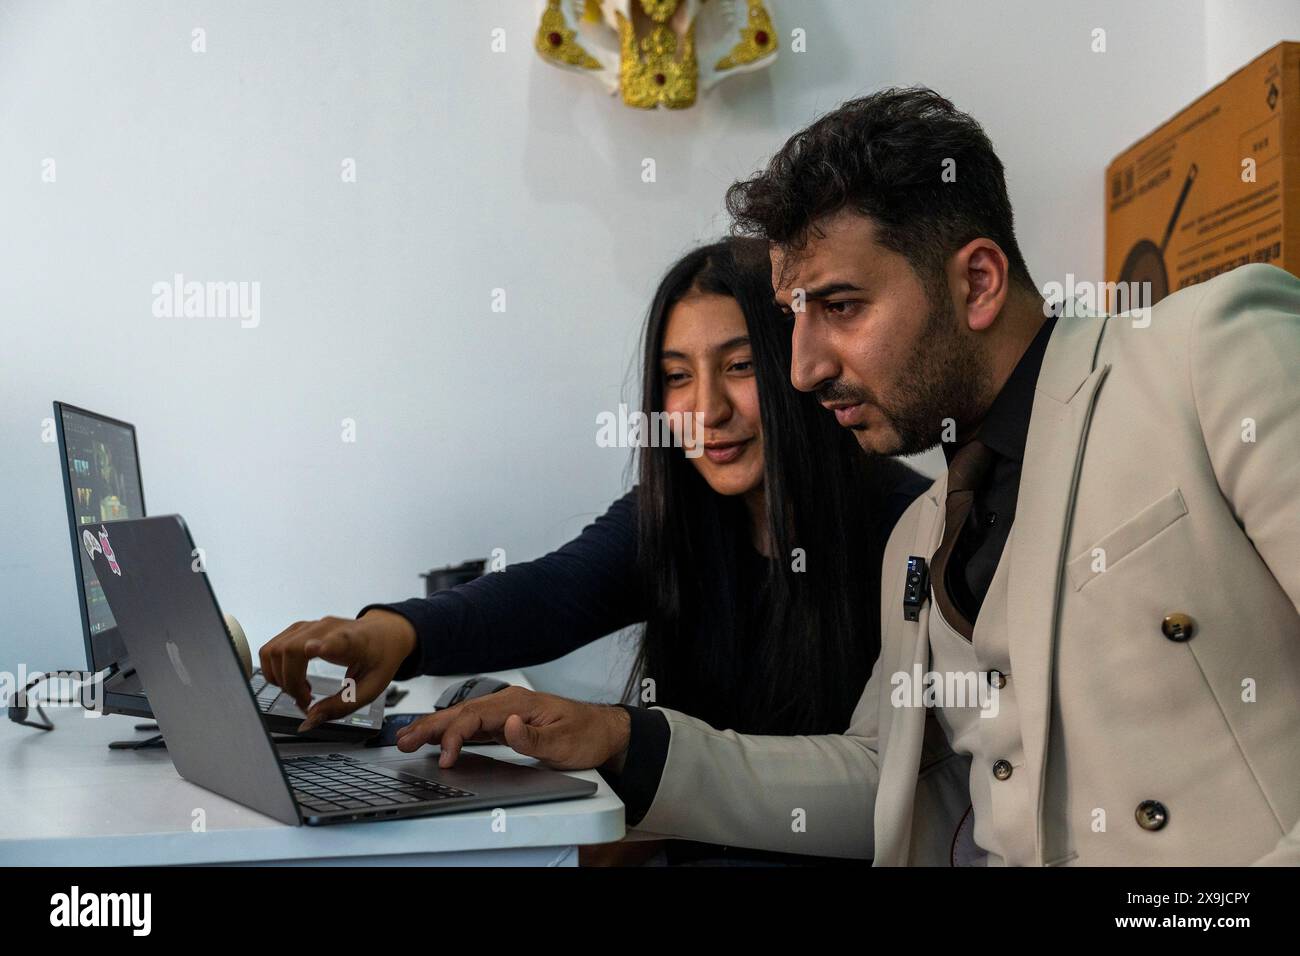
[394,708,482,766]
[394,711,449,752]
[436,710,485,767]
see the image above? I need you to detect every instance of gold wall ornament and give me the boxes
[714,0,776,71]
[536,0,603,70]
[616,10,697,109]
[534,0,779,110]
[638,0,680,23]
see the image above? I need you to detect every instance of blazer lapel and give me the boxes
[873,476,947,865]
[1006,312,1110,864]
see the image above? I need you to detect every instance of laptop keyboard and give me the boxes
[250,670,327,716]
[282,753,475,814]
[249,671,281,712]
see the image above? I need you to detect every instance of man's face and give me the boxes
[772,210,992,456]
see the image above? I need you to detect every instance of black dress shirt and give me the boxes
[941,313,1057,621]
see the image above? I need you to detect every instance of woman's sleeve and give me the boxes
[357,489,644,678]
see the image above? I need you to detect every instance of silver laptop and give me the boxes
[88,514,597,825]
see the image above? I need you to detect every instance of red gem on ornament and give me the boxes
[755,30,769,46]
[654,72,666,85]
[547,31,563,47]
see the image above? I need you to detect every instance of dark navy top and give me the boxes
[361,466,931,833]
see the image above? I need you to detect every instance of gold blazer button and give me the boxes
[1135,800,1169,831]
[1161,612,1195,642]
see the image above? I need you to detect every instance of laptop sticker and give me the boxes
[95,525,121,576]
[82,528,103,561]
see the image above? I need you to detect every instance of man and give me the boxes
[262,88,1299,865]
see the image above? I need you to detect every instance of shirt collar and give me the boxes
[943,311,1058,466]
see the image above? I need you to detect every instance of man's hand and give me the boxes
[257,609,416,731]
[394,686,631,772]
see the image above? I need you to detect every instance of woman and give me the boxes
[260,237,929,861]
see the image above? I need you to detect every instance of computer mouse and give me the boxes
[434,676,511,710]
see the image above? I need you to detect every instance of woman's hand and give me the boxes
[395,686,632,771]
[258,609,416,730]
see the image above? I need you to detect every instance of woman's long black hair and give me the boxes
[628,237,908,736]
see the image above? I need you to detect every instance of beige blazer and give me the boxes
[632,263,1300,865]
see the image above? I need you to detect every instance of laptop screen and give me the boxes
[56,403,147,673]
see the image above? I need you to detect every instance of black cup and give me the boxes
[421,559,486,597]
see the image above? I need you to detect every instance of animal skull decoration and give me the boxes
[535,0,778,109]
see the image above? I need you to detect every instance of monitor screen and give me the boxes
[56,403,146,672]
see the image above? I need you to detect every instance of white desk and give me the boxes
[0,670,625,866]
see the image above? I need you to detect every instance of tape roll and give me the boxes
[223,612,254,680]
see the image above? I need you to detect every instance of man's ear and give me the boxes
[951,238,1011,333]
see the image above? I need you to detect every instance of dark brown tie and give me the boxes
[930,440,994,640]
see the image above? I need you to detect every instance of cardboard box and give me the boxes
[1105,41,1300,305]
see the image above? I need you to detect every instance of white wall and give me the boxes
[1204,0,1300,87]
[3,0,1293,701]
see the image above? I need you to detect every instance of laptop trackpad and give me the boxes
[351,749,587,795]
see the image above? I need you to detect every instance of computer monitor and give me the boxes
[50,402,361,729]
[54,402,147,684]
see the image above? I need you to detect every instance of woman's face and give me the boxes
[659,293,765,497]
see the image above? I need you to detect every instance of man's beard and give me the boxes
[821,289,992,456]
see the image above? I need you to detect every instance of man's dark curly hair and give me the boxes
[726,86,1036,296]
